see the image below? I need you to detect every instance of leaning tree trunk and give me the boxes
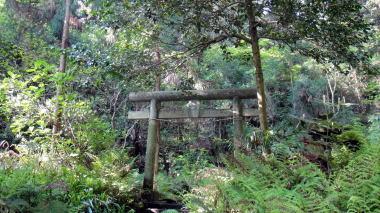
[53,0,71,135]
[245,0,270,155]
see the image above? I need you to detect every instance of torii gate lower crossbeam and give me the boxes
[127,88,257,200]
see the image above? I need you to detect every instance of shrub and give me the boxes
[0,146,139,212]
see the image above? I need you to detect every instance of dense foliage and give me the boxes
[0,0,379,212]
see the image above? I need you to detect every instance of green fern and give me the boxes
[326,142,380,212]
[184,154,332,212]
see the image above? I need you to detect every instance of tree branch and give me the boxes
[231,33,252,44]
[193,35,230,51]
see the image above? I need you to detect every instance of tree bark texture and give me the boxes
[53,0,71,135]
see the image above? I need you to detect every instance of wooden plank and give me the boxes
[128,88,257,102]
[128,108,258,120]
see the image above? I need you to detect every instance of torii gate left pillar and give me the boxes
[128,88,257,200]
[143,99,160,193]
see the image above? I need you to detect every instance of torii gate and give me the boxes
[127,88,257,198]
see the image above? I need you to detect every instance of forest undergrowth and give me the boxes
[0,113,379,212]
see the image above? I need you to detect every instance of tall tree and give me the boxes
[144,0,372,154]
[53,0,71,135]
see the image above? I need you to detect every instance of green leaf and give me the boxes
[34,60,47,68]
[7,71,14,77]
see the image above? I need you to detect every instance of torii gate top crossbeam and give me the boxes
[128,88,257,102]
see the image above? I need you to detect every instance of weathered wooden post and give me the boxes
[143,99,160,198]
[233,97,244,156]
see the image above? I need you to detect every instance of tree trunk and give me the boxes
[52,0,71,135]
[245,0,270,155]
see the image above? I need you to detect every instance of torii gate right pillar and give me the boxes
[233,97,244,155]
